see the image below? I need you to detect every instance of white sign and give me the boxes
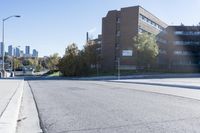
[122,50,133,57]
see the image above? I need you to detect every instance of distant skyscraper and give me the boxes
[8,45,13,56]
[20,50,24,57]
[32,49,38,58]
[13,48,16,57]
[25,46,30,57]
[15,47,20,57]
[0,42,4,57]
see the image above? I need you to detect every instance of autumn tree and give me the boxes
[133,33,159,69]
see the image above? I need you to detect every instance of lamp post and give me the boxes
[2,15,20,77]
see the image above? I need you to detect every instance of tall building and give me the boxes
[25,46,30,57]
[8,45,13,56]
[101,6,167,71]
[20,50,24,57]
[158,26,200,71]
[15,47,21,57]
[0,42,4,57]
[32,49,38,58]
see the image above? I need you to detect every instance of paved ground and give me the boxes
[16,81,42,133]
[0,79,24,133]
[0,80,21,118]
[29,78,200,133]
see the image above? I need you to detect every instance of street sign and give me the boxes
[122,50,133,56]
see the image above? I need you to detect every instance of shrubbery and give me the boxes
[58,42,98,76]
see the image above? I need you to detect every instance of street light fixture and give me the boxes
[2,15,20,77]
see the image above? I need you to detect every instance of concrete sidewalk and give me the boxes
[0,79,24,133]
[110,78,200,100]
[16,81,42,133]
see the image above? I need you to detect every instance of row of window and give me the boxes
[158,50,200,56]
[174,41,200,45]
[173,61,200,65]
[139,14,164,31]
[157,38,167,44]
[174,31,200,35]
[174,50,200,56]
[138,28,149,34]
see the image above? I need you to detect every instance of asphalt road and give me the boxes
[29,79,200,133]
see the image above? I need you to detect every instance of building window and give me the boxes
[174,31,200,35]
[157,37,167,44]
[174,41,200,45]
[174,50,193,56]
[159,49,167,54]
[138,28,151,35]
[116,31,120,37]
[139,14,164,31]
[117,18,120,23]
[115,43,120,48]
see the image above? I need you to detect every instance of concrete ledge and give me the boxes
[16,81,43,133]
[0,80,24,133]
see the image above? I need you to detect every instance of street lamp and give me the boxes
[2,15,20,77]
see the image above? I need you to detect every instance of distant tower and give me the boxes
[32,49,38,58]
[0,42,4,57]
[86,32,89,43]
[25,46,30,57]
[8,45,13,56]
[15,47,20,57]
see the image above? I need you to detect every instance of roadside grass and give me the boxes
[46,69,200,77]
[48,71,62,77]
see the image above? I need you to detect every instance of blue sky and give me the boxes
[1,0,200,57]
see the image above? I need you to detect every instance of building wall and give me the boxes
[119,7,138,69]
[158,26,200,71]
[101,6,167,71]
[102,10,119,71]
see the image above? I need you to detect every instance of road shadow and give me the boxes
[108,80,200,91]
[23,73,200,81]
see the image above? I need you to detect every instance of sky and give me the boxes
[1,0,200,57]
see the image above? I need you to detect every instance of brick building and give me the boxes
[101,6,167,71]
[158,26,200,71]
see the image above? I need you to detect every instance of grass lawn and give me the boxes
[48,71,62,77]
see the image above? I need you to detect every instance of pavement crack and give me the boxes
[17,117,27,123]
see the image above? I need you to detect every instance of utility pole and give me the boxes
[2,15,20,77]
[118,58,120,80]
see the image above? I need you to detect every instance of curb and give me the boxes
[16,81,43,133]
[0,80,24,133]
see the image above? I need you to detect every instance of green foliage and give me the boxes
[46,53,60,71]
[58,43,90,76]
[13,58,22,69]
[83,40,98,67]
[133,33,159,69]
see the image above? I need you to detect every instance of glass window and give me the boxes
[117,18,120,23]
[116,31,120,36]
[139,14,164,31]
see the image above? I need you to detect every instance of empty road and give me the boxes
[29,79,200,133]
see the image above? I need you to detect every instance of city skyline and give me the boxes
[1,0,200,57]
[2,44,39,58]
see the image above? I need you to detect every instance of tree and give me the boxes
[133,33,159,69]
[58,43,90,76]
[58,43,79,76]
[46,53,60,71]
[13,58,22,70]
[83,40,99,69]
